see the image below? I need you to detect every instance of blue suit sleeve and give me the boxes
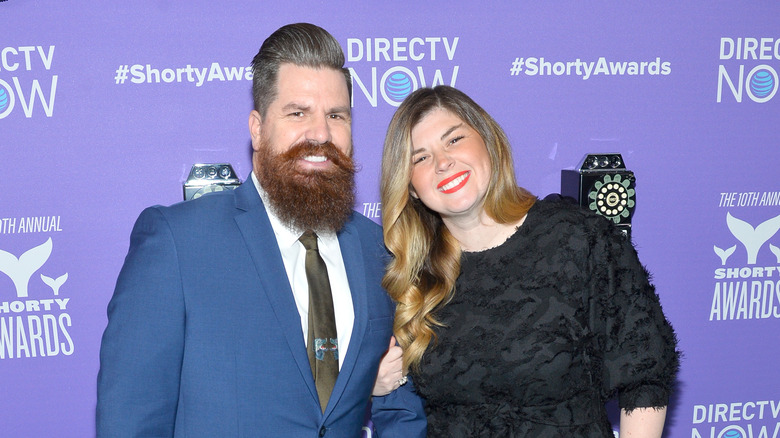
[370,376,427,438]
[96,207,185,437]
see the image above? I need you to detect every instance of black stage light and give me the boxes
[183,163,242,200]
[561,153,636,238]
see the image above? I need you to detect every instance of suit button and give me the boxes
[319,426,326,436]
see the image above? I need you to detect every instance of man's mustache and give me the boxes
[279,141,354,171]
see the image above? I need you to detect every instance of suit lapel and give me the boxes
[323,219,368,416]
[232,182,320,406]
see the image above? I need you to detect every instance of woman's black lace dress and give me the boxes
[416,199,679,437]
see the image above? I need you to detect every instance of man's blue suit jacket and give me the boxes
[97,181,425,437]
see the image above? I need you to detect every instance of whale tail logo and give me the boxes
[726,212,780,264]
[770,244,780,264]
[0,238,53,298]
[41,273,68,296]
[713,245,736,265]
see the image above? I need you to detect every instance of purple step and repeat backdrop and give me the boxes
[2,2,779,437]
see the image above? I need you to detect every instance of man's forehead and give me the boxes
[272,64,350,107]
[276,63,346,87]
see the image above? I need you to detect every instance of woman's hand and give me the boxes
[372,336,408,396]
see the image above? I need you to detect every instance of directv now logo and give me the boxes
[717,37,780,103]
[346,37,460,107]
[0,45,58,119]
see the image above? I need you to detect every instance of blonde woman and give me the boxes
[375,86,679,437]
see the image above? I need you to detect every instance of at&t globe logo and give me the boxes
[0,82,13,116]
[749,68,775,99]
[0,84,9,110]
[384,71,414,104]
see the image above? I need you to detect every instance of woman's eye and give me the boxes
[448,135,464,146]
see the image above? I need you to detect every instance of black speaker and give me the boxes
[561,153,636,238]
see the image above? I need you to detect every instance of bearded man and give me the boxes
[96,23,425,438]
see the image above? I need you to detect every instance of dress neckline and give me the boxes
[461,199,540,258]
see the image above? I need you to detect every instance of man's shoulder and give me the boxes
[134,189,241,232]
[344,211,382,239]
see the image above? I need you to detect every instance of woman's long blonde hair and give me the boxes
[380,86,536,372]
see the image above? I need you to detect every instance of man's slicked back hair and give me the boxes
[251,23,352,117]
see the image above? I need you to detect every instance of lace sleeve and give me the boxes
[589,219,681,412]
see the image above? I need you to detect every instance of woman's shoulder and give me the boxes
[528,196,611,234]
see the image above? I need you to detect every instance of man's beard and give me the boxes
[254,138,356,233]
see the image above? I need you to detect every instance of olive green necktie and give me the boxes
[299,230,339,412]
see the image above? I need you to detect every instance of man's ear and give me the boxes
[249,110,263,151]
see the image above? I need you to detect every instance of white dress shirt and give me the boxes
[251,173,354,369]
